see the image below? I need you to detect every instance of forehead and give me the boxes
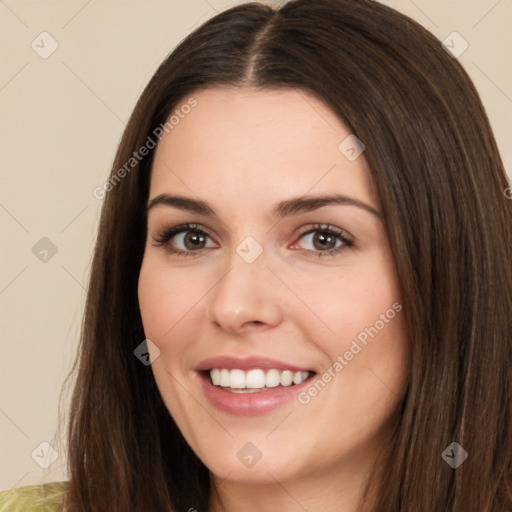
[149,86,379,211]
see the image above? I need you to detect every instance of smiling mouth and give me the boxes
[204,368,316,393]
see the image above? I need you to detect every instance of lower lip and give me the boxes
[197,371,314,416]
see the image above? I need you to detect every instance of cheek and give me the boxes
[291,255,408,404]
[297,277,408,450]
[137,256,203,342]
[289,259,402,349]
[138,266,169,340]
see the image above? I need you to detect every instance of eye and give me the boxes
[152,222,354,258]
[152,223,216,256]
[292,224,354,257]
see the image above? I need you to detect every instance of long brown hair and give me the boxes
[60,1,512,510]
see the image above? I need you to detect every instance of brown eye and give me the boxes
[182,231,208,250]
[153,223,216,255]
[294,224,354,257]
[311,231,338,251]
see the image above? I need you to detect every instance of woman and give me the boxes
[1,0,510,510]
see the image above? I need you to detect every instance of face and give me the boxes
[138,87,409,495]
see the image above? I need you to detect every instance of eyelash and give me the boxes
[152,223,354,258]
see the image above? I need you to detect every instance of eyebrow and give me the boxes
[146,193,382,220]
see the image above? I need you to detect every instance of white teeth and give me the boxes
[280,370,293,387]
[246,369,266,388]
[293,371,308,385]
[265,369,281,388]
[229,369,245,388]
[208,368,311,390]
[219,369,230,387]
[210,368,220,386]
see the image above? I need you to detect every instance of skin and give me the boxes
[137,87,410,512]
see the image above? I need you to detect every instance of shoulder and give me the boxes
[0,481,68,511]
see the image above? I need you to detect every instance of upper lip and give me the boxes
[195,355,315,373]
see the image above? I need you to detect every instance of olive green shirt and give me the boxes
[0,482,68,511]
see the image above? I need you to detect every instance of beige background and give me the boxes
[0,0,511,491]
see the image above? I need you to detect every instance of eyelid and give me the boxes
[292,223,354,243]
[151,223,218,247]
[151,222,354,257]
[290,223,354,254]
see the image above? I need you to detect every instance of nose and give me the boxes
[206,248,283,335]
